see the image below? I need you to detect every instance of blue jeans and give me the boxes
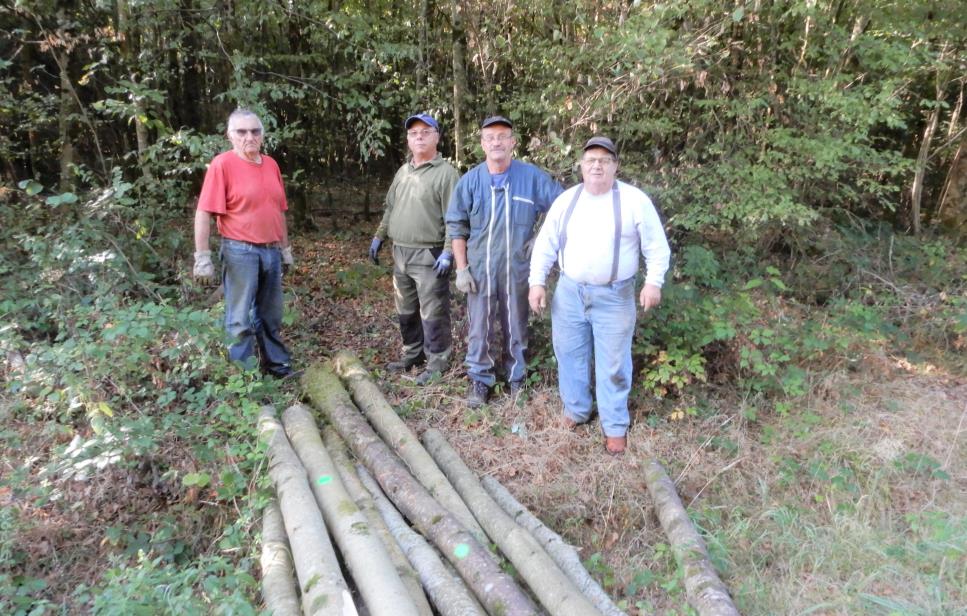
[551,274,636,437]
[221,238,291,374]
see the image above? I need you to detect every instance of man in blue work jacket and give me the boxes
[445,116,563,407]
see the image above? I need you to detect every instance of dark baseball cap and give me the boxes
[583,136,618,158]
[404,113,439,131]
[480,115,513,129]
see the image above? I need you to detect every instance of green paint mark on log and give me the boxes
[310,593,329,612]
[454,543,470,559]
[317,475,333,485]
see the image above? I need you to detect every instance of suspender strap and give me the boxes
[558,183,623,283]
[609,183,622,283]
[557,184,583,271]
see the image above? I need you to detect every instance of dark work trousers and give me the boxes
[391,245,452,373]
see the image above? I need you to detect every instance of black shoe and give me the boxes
[387,353,426,373]
[267,367,303,381]
[467,380,490,408]
[509,380,524,398]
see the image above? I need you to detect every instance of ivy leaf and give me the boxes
[183,472,212,487]
[18,179,44,195]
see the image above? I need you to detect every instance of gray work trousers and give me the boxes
[392,245,452,373]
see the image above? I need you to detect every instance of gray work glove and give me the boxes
[281,245,294,275]
[455,266,477,294]
[193,250,215,285]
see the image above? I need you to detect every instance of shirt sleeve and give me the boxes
[536,170,564,213]
[445,174,473,240]
[439,166,460,252]
[197,157,227,214]
[634,193,671,288]
[528,193,568,286]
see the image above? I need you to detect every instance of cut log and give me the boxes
[323,426,435,616]
[422,428,602,616]
[481,476,626,616]
[260,499,302,616]
[356,464,487,616]
[302,363,539,616]
[331,351,487,542]
[281,403,419,616]
[643,459,740,616]
[258,406,358,616]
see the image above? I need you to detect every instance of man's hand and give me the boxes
[455,267,477,294]
[281,246,294,275]
[368,237,383,264]
[193,250,216,286]
[528,285,547,315]
[639,283,662,311]
[433,250,453,278]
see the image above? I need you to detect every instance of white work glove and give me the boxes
[455,267,477,294]
[281,245,294,274]
[193,250,215,285]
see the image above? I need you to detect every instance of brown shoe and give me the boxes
[605,436,627,455]
[561,416,579,430]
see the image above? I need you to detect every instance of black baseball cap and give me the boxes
[480,115,513,129]
[583,136,618,158]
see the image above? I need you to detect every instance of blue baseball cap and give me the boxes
[404,113,439,131]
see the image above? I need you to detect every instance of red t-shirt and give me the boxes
[197,151,288,244]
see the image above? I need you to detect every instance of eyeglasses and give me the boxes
[481,134,514,144]
[407,129,437,138]
[582,156,616,167]
[233,128,262,136]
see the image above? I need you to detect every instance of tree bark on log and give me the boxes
[356,464,487,616]
[260,499,302,616]
[481,476,626,616]
[323,426,435,616]
[302,363,539,616]
[281,403,419,616]
[422,429,602,616]
[258,406,358,616]
[331,351,487,543]
[642,459,740,616]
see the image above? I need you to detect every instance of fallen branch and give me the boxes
[282,403,419,616]
[260,499,301,616]
[258,406,358,616]
[302,363,539,616]
[423,428,602,616]
[323,426,434,616]
[356,464,487,616]
[643,459,739,616]
[481,476,625,616]
[331,351,487,542]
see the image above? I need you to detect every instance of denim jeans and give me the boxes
[551,274,636,437]
[220,238,291,374]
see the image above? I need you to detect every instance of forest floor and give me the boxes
[2,220,964,615]
[285,223,967,615]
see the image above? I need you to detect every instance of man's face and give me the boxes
[228,116,263,159]
[480,125,515,165]
[580,147,618,192]
[406,120,439,158]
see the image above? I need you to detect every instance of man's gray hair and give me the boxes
[227,108,264,133]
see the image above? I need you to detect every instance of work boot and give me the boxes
[605,435,627,455]
[508,380,524,397]
[467,380,490,408]
[414,369,440,386]
[386,353,425,373]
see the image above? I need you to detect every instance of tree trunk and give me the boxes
[281,404,419,616]
[323,427,435,616]
[261,499,302,616]
[451,0,468,166]
[643,459,739,616]
[258,406,359,616]
[330,351,487,543]
[116,0,154,182]
[480,476,625,616]
[57,47,73,191]
[301,363,539,616]
[356,464,487,616]
[423,429,602,616]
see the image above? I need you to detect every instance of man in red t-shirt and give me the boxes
[192,108,295,377]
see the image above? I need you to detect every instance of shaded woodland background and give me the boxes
[1,1,965,614]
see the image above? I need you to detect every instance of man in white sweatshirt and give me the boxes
[528,136,671,454]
